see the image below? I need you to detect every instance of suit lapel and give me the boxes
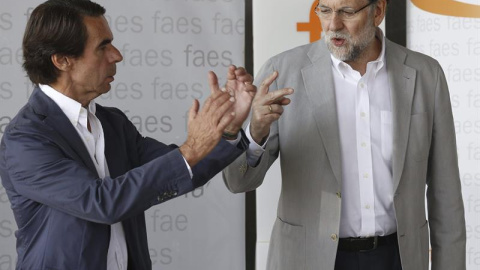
[29,88,98,174]
[385,40,416,192]
[302,41,342,186]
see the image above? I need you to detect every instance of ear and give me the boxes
[374,0,387,27]
[51,54,72,71]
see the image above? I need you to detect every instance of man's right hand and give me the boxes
[250,71,294,145]
[179,71,235,167]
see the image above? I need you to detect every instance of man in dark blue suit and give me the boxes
[0,0,257,269]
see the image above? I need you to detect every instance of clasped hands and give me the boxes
[180,66,293,166]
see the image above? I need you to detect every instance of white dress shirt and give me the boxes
[40,84,128,270]
[245,29,396,238]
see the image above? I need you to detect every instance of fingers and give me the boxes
[263,112,282,123]
[248,71,293,144]
[258,71,279,96]
[213,95,235,123]
[233,66,245,75]
[226,66,254,94]
[245,83,257,96]
[276,97,292,106]
[226,65,237,81]
[252,70,293,114]
[234,67,253,83]
[217,110,236,133]
[202,90,232,115]
[265,104,284,115]
[208,71,221,95]
[265,88,294,104]
[188,99,200,122]
[228,65,249,81]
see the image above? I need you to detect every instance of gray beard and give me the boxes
[322,25,376,62]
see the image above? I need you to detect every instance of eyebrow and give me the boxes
[319,4,352,9]
[97,38,112,48]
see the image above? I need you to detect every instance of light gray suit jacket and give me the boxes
[223,39,466,270]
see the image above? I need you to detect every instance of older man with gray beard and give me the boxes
[222,0,466,270]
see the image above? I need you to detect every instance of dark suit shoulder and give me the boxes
[95,104,127,118]
[3,103,48,137]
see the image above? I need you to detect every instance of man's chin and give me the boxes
[98,84,112,96]
[327,44,350,61]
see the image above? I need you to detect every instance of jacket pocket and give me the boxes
[267,217,306,270]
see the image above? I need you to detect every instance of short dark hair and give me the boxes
[22,0,106,85]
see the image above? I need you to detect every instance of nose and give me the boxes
[109,44,123,63]
[328,12,344,32]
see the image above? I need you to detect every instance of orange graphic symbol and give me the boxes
[411,0,480,18]
[297,0,323,43]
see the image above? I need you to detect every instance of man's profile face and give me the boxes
[318,0,378,62]
[67,16,123,104]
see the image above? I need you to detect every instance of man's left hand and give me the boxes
[223,65,256,136]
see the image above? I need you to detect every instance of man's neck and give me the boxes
[49,80,92,107]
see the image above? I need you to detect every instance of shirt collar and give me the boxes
[39,84,96,127]
[330,27,386,79]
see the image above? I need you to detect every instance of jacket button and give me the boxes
[336,192,341,198]
[239,163,247,173]
[331,234,338,241]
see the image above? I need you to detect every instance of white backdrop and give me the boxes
[253,0,479,269]
[0,0,246,269]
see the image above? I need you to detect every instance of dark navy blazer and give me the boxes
[0,88,247,270]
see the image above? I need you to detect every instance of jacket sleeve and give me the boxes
[1,121,192,225]
[0,108,246,225]
[222,59,281,193]
[426,63,466,270]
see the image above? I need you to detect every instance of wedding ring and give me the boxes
[268,105,272,112]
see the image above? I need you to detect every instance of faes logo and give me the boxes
[411,0,480,18]
[297,0,322,42]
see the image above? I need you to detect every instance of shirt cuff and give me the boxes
[225,131,242,145]
[182,156,193,179]
[245,124,268,166]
